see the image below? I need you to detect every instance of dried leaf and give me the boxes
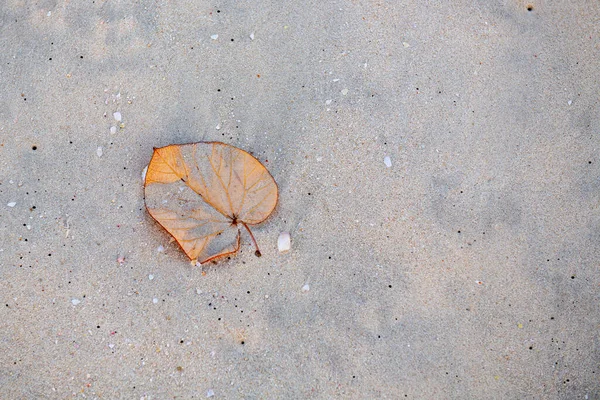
[144,142,278,264]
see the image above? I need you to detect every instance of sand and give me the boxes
[1,1,599,398]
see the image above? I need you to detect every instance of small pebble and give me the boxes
[211,34,218,40]
[302,284,310,292]
[384,156,392,168]
[47,11,51,16]
[325,99,332,105]
[157,245,165,253]
[249,32,255,40]
[113,111,122,122]
[108,343,115,349]
[341,88,349,96]
[110,126,117,134]
[206,389,215,398]
[7,202,16,207]
[141,166,148,182]
[196,288,202,295]
[153,298,158,304]
[71,298,81,305]
[278,232,291,252]
[215,123,221,130]
[568,100,572,105]
[148,274,154,280]
[402,42,410,48]
[96,146,103,157]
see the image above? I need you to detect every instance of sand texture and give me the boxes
[1,1,599,398]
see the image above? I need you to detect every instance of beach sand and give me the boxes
[1,1,599,398]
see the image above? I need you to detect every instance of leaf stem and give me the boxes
[241,222,261,257]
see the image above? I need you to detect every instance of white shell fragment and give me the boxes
[302,284,310,292]
[96,146,103,157]
[7,202,16,207]
[384,156,392,168]
[278,232,291,253]
[113,111,122,122]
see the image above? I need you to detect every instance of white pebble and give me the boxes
[108,343,115,349]
[278,232,291,252]
[148,274,154,280]
[325,99,332,105]
[341,88,349,96]
[215,123,221,130]
[96,146,103,157]
[47,11,51,16]
[402,42,410,48]
[249,32,255,40]
[568,100,572,105]
[141,166,148,182]
[157,245,164,253]
[302,284,310,292]
[332,78,340,82]
[153,298,158,304]
[113,111,122,122]
[384,156,392,168]
[71,298,81,305]
[110,126,117,134]
[206,389,215,397]
[196,288,202,295]
[211,34,218,40]
[7,202,16,207]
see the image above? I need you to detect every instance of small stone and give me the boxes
[341,88,349,96]
[148,274,154,280]
[325,99,332,105]
[215,123,221,130]
[108,343,115,349]
[153,298,158,304]
[47,11,51,16]
[384,156,392,168]
[211,34,219,40]
[157,245,164,253]
[249,32,255,40]
[7,202,16,207]
[71,298,81,305]
[206,389,215,397]
[110,126,117,134]
[196,288,202,295]
[402,42,410,47]
[302,284,310,292]
[278,232,291,253]
[568,100,572,105]
[113,112,122,122]
[96,146,103,157]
